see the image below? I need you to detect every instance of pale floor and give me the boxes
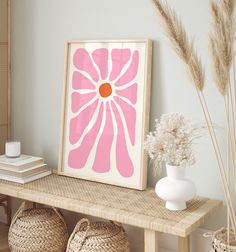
[0,222,10,252]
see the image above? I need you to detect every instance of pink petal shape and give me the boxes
[114,96,136,146]
[69,99,99,144]
[71,92,96,113]
[68,103,104,169]
[72,71,96,90]
[111,101,134,177]
[92,103,114,173]
[115,83,138,104]
[109,49,131,81]
[73,48,99,82]
[92,48,108,80]
[115,50,139,87]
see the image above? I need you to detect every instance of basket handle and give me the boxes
[203,227,225,238]
[110,220,125,231]
[66,218,90,252]
[203,232,214,238]
[51,207,67,228]
[10,202,66,229]
[9,201,34,232]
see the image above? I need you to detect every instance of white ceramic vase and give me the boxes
[155,163,196,211]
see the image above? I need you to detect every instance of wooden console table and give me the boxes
[0,174,222,252]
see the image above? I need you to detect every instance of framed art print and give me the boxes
[58,40,152,190]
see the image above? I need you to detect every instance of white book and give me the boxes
[0,164,48,178]
[0,154,44,171]
[0,170,52,184]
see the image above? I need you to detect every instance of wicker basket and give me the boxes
[206,228,236,252]
[66,218,131,252]
[8,202,69,252]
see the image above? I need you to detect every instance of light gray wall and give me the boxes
[11,0,227,250]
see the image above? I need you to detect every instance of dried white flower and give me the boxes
[144,113,201,167]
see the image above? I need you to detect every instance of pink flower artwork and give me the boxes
[68,47,139,178]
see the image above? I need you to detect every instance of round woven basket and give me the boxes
[66,218,131,252]
[208,228,236,252]
[8,202,69,252]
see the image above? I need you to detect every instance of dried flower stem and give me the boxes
[231,62,236,199]
[227,82,236,166]
[227,126,230,243]
[226,98,236,239]
[199,92,236,230]
[224,96,236,174]
[224,95,236,239]
[233,59,236,192]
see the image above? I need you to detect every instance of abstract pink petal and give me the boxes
[69,99,99,144]
[92,48,108,80]
[73,48,99,82]
[115,50,139,86]
[72,71,96,90]
[68,103,104,169]
[111,101,134,177]
[71,92,96,113]
[114,96,136,146]
[109,49,131,81]
[92,103,114,173]
[115,83,138,104]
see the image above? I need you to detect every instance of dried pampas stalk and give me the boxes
[221,0,235,16]
[151,0,236,231]
[210,1,234,95]
[151,0,205,91]
[209,35,229,96]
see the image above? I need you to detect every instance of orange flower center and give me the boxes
[99,83,112,97]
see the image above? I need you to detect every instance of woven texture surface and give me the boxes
[8,203,69,252]
[67,218,130,252]
[1,174,205,222]
[212,228,236,252]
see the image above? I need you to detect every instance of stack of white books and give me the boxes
[0,154,51,184]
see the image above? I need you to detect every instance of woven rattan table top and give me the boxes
[0,174,222,237]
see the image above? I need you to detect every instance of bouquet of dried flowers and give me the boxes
[145,113,200,166]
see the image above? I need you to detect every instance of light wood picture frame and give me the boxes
[58,40,152,190]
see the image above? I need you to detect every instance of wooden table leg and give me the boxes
[144,229,159,252]
[178,236,190,252]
